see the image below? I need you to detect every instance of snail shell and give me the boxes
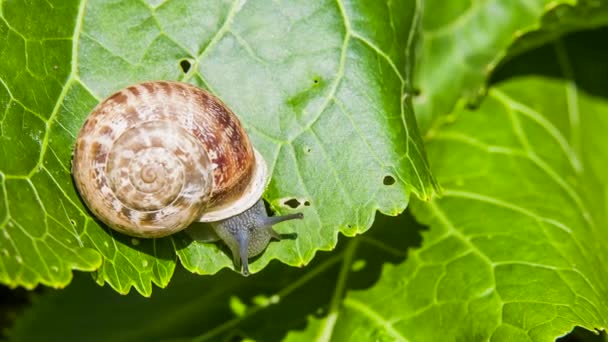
[72,81,267,238]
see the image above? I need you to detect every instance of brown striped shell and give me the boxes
[72,81,267,238]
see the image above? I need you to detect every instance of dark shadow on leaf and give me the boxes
[0,285,38,338]
[492,27,608,100]
[557,326,606,342]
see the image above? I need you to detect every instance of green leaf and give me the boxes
[7,211,426,342]
[284,29,608,342]
[0,0,437,295]
[413,0,607,132]
[291,53,608,340]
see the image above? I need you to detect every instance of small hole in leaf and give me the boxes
[284,198,301,209]
[304,146,312,153]
[69,219,76,226]
[304,201,310,207]
[465,93,485,110]
[465,102,479,110]
[383,175,396,185]
[179,59,192,73]
[412,88,421,96]
[313,77,320,84]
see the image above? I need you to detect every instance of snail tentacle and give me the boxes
[210,199,303,276]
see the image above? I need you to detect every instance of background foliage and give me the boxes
[1,0,608,341]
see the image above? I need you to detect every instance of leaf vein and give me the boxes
[343,297,410,342]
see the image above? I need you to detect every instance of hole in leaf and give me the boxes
[465,101,479,110]
[284,198,301,209]
[304,146,312,153]
[179,59,192,73]
[304,200,310,207]
[412,88,421,96]
[383,175,396,185]
[313,77,320,84]
[465,91,485,110]
[69,219,76,226]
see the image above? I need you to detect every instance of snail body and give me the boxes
[72,81,302,275]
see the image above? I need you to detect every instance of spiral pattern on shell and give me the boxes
[72,81,260,238]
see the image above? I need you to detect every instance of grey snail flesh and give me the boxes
[71,81,303,275]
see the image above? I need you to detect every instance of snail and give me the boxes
[71,81,303,276]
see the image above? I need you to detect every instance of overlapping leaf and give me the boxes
[0,0,437,295]
[413,0,608,132]
[508,0,608,57]
[286,74,608,341]
[287,21,608,342]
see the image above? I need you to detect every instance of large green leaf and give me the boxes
[286,55,608,340]
[413,0,608,132]
[0,0,437,295]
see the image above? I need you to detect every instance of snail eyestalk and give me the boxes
[264,213,304,226]
[210,200,303,276]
